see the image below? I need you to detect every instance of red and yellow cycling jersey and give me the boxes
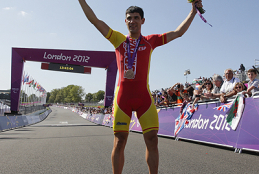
[106,28,167,134]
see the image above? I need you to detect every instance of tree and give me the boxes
[55,89,63,103]
[46,92,51,103]
[47,85,88,103]
[69,85,85,103]
[85,93,93,102]
[96,90,105,101]
[48,89,60,103]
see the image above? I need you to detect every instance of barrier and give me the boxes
[0,108,52,131]
[65,97,259,153]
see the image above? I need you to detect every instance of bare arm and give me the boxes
[220,90,237,103]
[243,86,255,96]
[166,0,203,43]
[78,0,110,37]
[169,83,180,94]
[212,93,221,98]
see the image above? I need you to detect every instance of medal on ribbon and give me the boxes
[124,34,142,79]
[188,0,212,27]
[124,69,135,79]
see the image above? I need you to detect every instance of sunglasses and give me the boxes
[205,83,211,85]
[235,86,242,89]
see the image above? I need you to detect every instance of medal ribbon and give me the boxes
[195,4,212,27]
[126,34,142,69]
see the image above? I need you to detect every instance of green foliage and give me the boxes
[47,85,105,104]
[90,90,105,102]
[85,93,93,102]
[47,85,84,103]
[48,88,60,103]
[46,92,51,103]
[95,90,105,101]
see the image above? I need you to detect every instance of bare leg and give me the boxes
[143,130,159,174]
[111,132,129,174]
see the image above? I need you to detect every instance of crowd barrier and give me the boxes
[67,97,259,153]
[0,108,52,131]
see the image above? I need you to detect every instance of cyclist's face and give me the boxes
[125,13,145,36]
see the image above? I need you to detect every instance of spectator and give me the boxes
[186,86,194,101]
[243,69,259,97]
[202,80,213,97]
[157,91,175,106]
[212,74,223,94]
[191,85,204,108]
[234,82,246,94]
[167,88,177,104]
[221,82,246,100]
[155,92,163,106]
[164,91,177,106]
[168,83,187,104]
[204,74,223,99]
[220,69,240,103]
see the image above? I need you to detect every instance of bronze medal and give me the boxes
[125,34,142,80]
[124,69,134,79]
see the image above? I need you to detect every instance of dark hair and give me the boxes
[248,68,257,75]
[126,6,144,19]
[186,86,194,97]
[163,91,168,96]
[205,80,214,90]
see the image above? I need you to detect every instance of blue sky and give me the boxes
[1,0,259,94]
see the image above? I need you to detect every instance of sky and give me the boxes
[1,0,259,95]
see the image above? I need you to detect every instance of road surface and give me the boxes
[0,107,258,173]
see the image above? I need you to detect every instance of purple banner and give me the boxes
[127,97,259,151]
[235,97,259,150]
[72,97,259,152]
[91,114,105,125]
[102,114,113,127]
[176,103,239,148]
[129,113,142,132]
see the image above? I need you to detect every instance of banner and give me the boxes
[0,108,51,131]
[70,97,259,152]
[234,98,259,150]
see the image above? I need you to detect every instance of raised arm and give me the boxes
[78,0,110,37]
[166,0,203,43]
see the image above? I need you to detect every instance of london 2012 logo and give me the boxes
[43,52,90,63]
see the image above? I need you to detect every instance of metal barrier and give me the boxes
[19,105,46,115]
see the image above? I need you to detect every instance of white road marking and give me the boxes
[59,121,68,124]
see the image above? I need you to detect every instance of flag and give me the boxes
[22,73,25,84]
[26,78,33,86]
[174,103,198,136]
[213,102,233,112]
[226,94,245,130]
[33,82,37,89]
[29,80,34,87]
[23,74,29,84]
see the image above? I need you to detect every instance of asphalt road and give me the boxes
[0,107,258,174]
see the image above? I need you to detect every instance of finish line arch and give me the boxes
[10,47,117,113]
